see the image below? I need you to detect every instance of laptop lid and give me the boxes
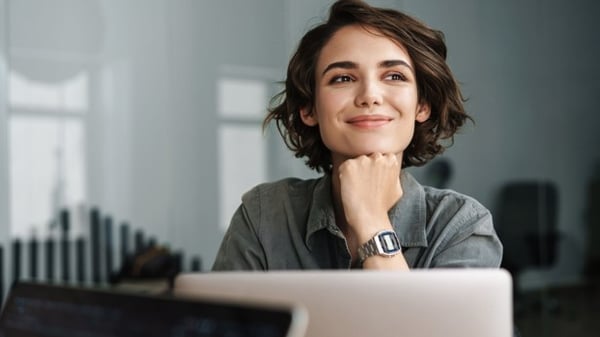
[175,269,513,337]
[0,281,307,337]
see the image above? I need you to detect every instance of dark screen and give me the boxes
[0,282,293,337]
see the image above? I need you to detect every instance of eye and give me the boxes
[385,72,407,81]
[329,75,354,84]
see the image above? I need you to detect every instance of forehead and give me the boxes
[316,25,413,70]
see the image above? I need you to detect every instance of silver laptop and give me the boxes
[175,269,513,337]
[0,281,308,337]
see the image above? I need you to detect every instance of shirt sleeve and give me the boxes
[430,206,503,268]
[211,203,267,271]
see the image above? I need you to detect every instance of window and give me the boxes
[8,63,90,239]
[216,65,280,231]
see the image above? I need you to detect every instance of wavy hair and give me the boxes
[265,0,471,173]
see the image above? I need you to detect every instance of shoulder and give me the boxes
[239,176,323,221]
[241,177,322,204]
[419,186,502,268]
[422,186,495,235]
[423,186,489,216]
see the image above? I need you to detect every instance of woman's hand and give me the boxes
[337,152,402,237]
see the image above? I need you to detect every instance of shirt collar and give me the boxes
[305,171,428,250]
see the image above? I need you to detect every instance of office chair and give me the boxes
[495,181,561,317]
[496,181,560,276]
[585,179,600,280]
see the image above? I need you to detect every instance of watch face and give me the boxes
[378,231,400,253]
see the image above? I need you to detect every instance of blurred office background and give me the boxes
[0,0,599,335]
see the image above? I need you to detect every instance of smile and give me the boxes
[346,115,393,128]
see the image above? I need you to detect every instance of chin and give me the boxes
[349,149,399,157]
[354,144,401,156]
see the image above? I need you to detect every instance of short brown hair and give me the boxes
[265,0,470,173]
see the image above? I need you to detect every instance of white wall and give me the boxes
[96,0,290,267]
[0,0,10,298]
[5,0,288,271]
[95,0,174,260]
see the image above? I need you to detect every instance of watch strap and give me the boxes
[357,230,401,265]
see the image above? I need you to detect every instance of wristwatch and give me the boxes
[357,230,402,265]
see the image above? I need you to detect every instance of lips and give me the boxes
[346,114,393,128]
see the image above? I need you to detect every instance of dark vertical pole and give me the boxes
[120,222,130,265]
[90,208,101,285]
[76,237,86,284]
[60,209,70,283]
[147,237,157,249]
[45,238,55,282]
[190,256,202,272]
[11,239,21,284]
[29,237,38,280]
[169,251,183,289]
[134,230,144,254]
[1,245,4,306]
[176,251,184,273]
[104,216,113,283]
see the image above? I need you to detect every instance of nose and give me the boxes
[354,80,382,108]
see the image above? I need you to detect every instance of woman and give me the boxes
[212,0,502,271]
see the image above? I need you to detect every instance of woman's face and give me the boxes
[301,24,430,168]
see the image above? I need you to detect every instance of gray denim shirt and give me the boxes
[212,172,502,270]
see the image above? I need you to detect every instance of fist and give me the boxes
[338,153,403,231]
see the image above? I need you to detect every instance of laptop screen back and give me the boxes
[0,281,306,337]
[175,269,513,337]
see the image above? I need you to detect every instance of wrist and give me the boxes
[357,229,402,266]
[346,214,391,238]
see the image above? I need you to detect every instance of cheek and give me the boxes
[315,89,349,117]
[390,93,419,117]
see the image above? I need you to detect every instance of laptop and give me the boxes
[0,281,307,337]
[175,269,513,337]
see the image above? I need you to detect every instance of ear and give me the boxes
[415,102,431,123]
[300,106,318,126]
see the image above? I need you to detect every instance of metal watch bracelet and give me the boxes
[357,230,401,265]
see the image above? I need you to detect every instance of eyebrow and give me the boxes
[321,59,413,75]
